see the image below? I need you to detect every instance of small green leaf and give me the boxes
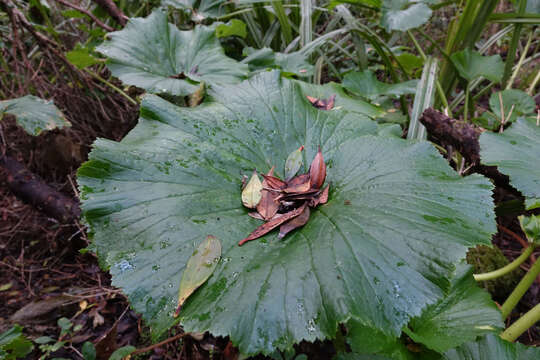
[284,145,304,181]
[242,172,263,209]
[519,214,540,244]
[0,95,70,136]
[216,19,247,39]
[81,341,96,360]
[109,345,136,360]
[176,235,221,315]
[66,44,100,69]
[0,325,34,360]
[34,336,54,344]
[489,89,536,124]
[343,70,418,100]
[381,0,433,32]
[396,52,424,75]
[451,48,505,83]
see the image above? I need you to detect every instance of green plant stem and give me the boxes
[463,84,470,123]
[84,69,137,105]
[501,255,540,319]
[500,303,540,342]
[407,30,451,112]
[506,30,533,90]
[474,245,535,281]
[502,0,527,87]
[527,69,540,96]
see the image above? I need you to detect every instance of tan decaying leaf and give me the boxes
[188,82,206,107]
[241,171,263,208]
[279,206,310,238]
[309,147,326,189]
[284,145,304,181]
[283,173,311,193]
[238,203,307,246]
[175,235,221,317]
[248,212,265,220]
[257,167,280,220]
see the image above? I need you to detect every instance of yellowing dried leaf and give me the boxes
[241,171,263,208]
[175,235,221,317]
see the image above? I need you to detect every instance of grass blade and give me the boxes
[407,57,438,140]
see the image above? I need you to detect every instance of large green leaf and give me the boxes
[78,71,495,355]
[443,334,540,360]
[342,70,418,100]
[450,49,504,83]
[96,10,248,96]
[380,0,433,32]
[480,117,540,205]
[0,95,70,136]
[405,264,503,353]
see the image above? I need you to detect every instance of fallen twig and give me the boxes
[92,0,128,27]
[55,0,115,32]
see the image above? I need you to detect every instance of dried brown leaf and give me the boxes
[306,94,336,110]
[309,185,329,207]
[248,212,265,220]
[238,203,307,246]
[283,173,311,193]
[279,206,310,238]
[257,167,280,220]
[309,147,326,189]
[261,174,287,190]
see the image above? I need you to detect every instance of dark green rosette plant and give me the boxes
[77,71,498,355]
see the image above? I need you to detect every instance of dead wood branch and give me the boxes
[0,155,81,223]
[55,0,114,32]
[420,108,511,188]
[92,0,128,27]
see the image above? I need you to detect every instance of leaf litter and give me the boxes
[239,146,329,246]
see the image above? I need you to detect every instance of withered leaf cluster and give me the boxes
[239,147,329,246]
